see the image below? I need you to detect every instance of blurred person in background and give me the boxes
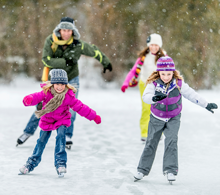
[16,17,112,149]
[121,34,165,143]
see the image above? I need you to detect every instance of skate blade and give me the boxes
[169,180,175,185]
[18,172,27,175]
[58,173,65,178]
[134,177,141,182]
[65,145,71,150]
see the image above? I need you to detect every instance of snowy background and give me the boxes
[1,71,220,195]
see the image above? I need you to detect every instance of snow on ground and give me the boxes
[1,75,220,195]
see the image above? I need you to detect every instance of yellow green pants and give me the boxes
[138,80,151,138]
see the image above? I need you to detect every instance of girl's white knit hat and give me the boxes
[147,33,163,48]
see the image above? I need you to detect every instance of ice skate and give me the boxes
[134,172,145,182]
[16,133,31,146]
[65,136,73,150]
[18,165,29,175]
[56,166,66,178]
[167,173,176,185]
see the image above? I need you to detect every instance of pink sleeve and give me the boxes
[70,97,97,121]
[122,57,141,86]
[25,91,46,106]
[40,83,47,88]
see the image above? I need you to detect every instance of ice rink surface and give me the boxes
[1,76,220,195]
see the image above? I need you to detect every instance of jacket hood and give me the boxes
[53,22,80,40]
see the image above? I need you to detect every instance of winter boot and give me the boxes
[134,172,145,181]
[16,133,31,146]
[65,136,73,150]
[19,165,29,175]
[167,172,176,184]
[56,166,66,178]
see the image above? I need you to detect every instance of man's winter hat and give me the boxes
[53,17,80,40]
[50,69,68,85]
[146,33,162,48]
[156,56,175,71]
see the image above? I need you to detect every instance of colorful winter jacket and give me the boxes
[42,34,111,81]
[122,57,143,87]
[122,52,157,87]
[23,84,96,131]
[151,79,182,118]
[142,78,208,121]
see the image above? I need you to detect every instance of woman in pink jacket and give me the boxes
[19,69,101,177]
[121,34,165,142]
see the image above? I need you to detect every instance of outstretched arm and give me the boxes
[70,96,98,121]
[181,81,208,108]
[122,58,140,88]
[181,81,218,113]
[23,91,46,107]
[80,40,112,73]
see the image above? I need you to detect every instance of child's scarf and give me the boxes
[35,86,68,118]
[129,56,145,87]
[51,32,74,53]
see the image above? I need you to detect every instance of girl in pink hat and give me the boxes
[19,69,101,178]
[134,56,217,184]
[121,33,166,142]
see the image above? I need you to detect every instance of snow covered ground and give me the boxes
[1,75,220,195]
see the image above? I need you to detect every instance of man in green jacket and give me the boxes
[17,17,112,149]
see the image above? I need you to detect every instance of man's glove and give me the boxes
[103,63,112,73]
[152,92,167,102]
[205,103,218,113]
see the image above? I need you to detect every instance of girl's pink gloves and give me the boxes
[23,95,33,106]
[121,85,128,92]
[94,115,101,124]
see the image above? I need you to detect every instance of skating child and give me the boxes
[19,69,101,177]
[121,33,165,142]
[134,56,218,183]
[16,16,112,148]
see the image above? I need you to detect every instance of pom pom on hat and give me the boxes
[156,56,175,71]
[50,69,68,85]
[60,17,74,24]
[146,33,162,48]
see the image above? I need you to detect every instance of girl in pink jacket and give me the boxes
[19,69,101,177]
